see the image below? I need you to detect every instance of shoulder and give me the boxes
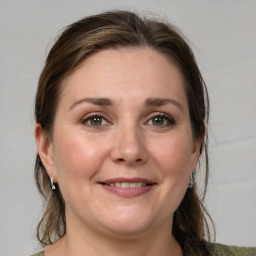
[207,243,256,256]
[31,251,44,256]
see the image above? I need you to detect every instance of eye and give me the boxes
[82,113,109,128]
[146,113,175,127]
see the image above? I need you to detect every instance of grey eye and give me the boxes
[152,116,165,126]
[146,113,175,127]
[89,116,103,126]
[82,114,108,127]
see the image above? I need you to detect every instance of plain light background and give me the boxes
[0,1,255,255]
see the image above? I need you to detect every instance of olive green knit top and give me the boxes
[31,252,43,256]
[31,243,256,256]
[207,243,256,255]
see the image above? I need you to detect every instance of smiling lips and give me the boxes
[99,178,156,198]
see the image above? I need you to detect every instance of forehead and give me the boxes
[60,47,187,107]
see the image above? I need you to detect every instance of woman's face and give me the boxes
[39,47,201,237]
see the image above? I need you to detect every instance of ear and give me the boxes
[34,124,57,181]
[190,127,205,172]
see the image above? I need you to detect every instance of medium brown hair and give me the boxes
[35,10,213,255]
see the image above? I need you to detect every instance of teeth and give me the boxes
[115,182,121,187]
[106,182,148,188]
[138,182,142,187]
[129,182,137,188]
[121,182,129,188]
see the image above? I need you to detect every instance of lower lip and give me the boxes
[101,184,155,197]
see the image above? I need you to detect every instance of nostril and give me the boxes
[110,143,148,165]
[116,158,125,162]
[115,157,144,165]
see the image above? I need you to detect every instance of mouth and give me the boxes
[102,182,152,188]
[98,178,156,197]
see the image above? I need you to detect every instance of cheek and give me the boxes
[147,136,193,215]
[53,131,108,183]
[52,132,112,210]
[152,134,193,174]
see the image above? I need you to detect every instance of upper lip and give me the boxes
[99,177,156,185]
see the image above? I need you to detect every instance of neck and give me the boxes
[46,213,183,256]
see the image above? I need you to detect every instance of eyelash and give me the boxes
[145,112,175,127]
[81,112,175,128]
[81,113,110,128]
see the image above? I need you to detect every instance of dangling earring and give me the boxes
[188,173,194,189]
[50,177,56,190]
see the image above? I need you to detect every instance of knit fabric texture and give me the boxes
[31,243,256,256]
[208,243,256,256]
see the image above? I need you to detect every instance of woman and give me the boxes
[32,10,255,256]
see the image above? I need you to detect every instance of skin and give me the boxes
[35,47,202,256]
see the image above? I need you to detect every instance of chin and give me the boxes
[103,222,152,238]
[97,206,159,237]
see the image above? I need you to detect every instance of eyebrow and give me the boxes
[69,97,183,111]
[69,97,112,110]
[145,98,183,111]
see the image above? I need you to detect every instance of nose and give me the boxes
[110,125,148,166]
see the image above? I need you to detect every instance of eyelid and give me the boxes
[80,111,175,127]
[81,112,111,125]
[144,112,175,125]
